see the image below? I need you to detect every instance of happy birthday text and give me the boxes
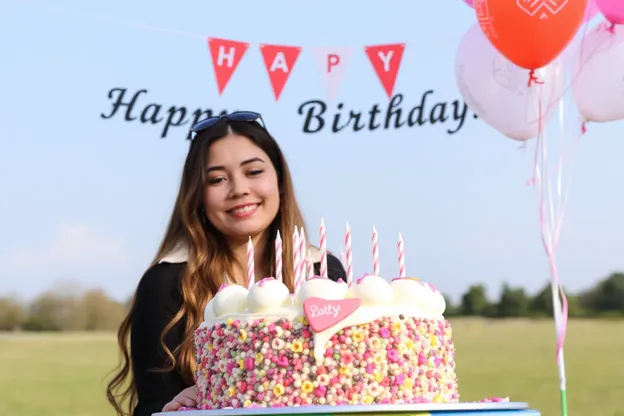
[99,87,476,139]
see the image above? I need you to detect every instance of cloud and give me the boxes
[5,223,126,269]
[0,223,129,296]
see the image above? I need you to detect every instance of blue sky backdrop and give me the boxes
[1,0,623,303]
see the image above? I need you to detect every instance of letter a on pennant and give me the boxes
[207,37,250,95]
[259,44,302,101]
[364,43,405,98]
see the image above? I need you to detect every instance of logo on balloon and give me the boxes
[517,0,569,18]
[474,1,498,39]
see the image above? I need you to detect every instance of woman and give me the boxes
[106,112,347,416]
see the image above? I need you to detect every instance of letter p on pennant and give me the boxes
[207,37,250,95]
[365,43,405,98]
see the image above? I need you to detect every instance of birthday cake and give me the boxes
[194,273,458,408]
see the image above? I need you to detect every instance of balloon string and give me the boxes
[608,22,616,34]
[533,95,567,371]
[531,88,587,369]
[528,70,544,87]
[541,117,568,365]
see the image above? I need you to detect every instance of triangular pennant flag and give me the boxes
[313,47,353,102]
[207,38,249,95]
[364,43,405,98]
[259,44,302,101]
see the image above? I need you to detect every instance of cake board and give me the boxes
[154,402,540,416]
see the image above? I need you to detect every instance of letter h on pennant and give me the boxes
[207,37,250,95]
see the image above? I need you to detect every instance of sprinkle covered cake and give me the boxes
[193,274,458,409]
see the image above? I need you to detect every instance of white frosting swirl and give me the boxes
[428,285,446,315]
[247,277,290,313]
[211,284,249,316]
[347,275,393,306]
[203,276,446,323]
[390,278,429,308]
[204,299,216,322]
[390,278,446,315]
[297,276,348,304]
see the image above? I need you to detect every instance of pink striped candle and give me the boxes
[398,232,405,278]
[292,227,301,288]
[372,225,380,276]
[275,230,283,282]
[320,218,328,278]
[344,222,353,283]
[306,249,314,278]
[298,227,306,282]
[247,237,255,288]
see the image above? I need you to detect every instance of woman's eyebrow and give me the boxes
[206,157,265,173]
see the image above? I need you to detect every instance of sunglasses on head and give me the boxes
[190,111,266,140]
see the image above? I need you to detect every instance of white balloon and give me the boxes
[454,25,565,141]
[571,23,624,123]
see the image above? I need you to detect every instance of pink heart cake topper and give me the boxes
[303,297,362,332]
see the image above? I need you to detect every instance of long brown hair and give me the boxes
[106,120,308,415]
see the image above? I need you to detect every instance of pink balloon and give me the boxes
[463,0,473,7]
[454,25,565,141]
[595,0,624,24]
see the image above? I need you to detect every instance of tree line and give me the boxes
[445,272,624,318]
[0,272,622,331]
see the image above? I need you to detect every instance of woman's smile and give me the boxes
[227,203,261,219]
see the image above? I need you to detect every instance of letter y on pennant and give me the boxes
[364,43,405,98]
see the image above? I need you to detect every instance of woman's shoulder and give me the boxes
[135,262,187,301]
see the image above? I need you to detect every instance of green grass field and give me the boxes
[0,319,622,416]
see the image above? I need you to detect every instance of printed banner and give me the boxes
[205,38,406,102]
[100,35,474,140]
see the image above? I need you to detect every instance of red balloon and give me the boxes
[473,0,587,70]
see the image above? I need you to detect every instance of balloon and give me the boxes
[595,0,624,24]
[473,0,587,70]
[559,0,601,66]
[467,0,597,23]
[467,0,597,24]
[584,0,599,23]
[455,25,565,141]
[571,23,624,123]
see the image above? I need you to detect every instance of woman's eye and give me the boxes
[208,177,225,185]
[248,169,264,176]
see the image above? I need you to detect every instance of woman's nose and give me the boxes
[228,177,250,198]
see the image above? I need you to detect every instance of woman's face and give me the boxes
[203,133,280,244]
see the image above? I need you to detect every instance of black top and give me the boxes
[130,254,347,416]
